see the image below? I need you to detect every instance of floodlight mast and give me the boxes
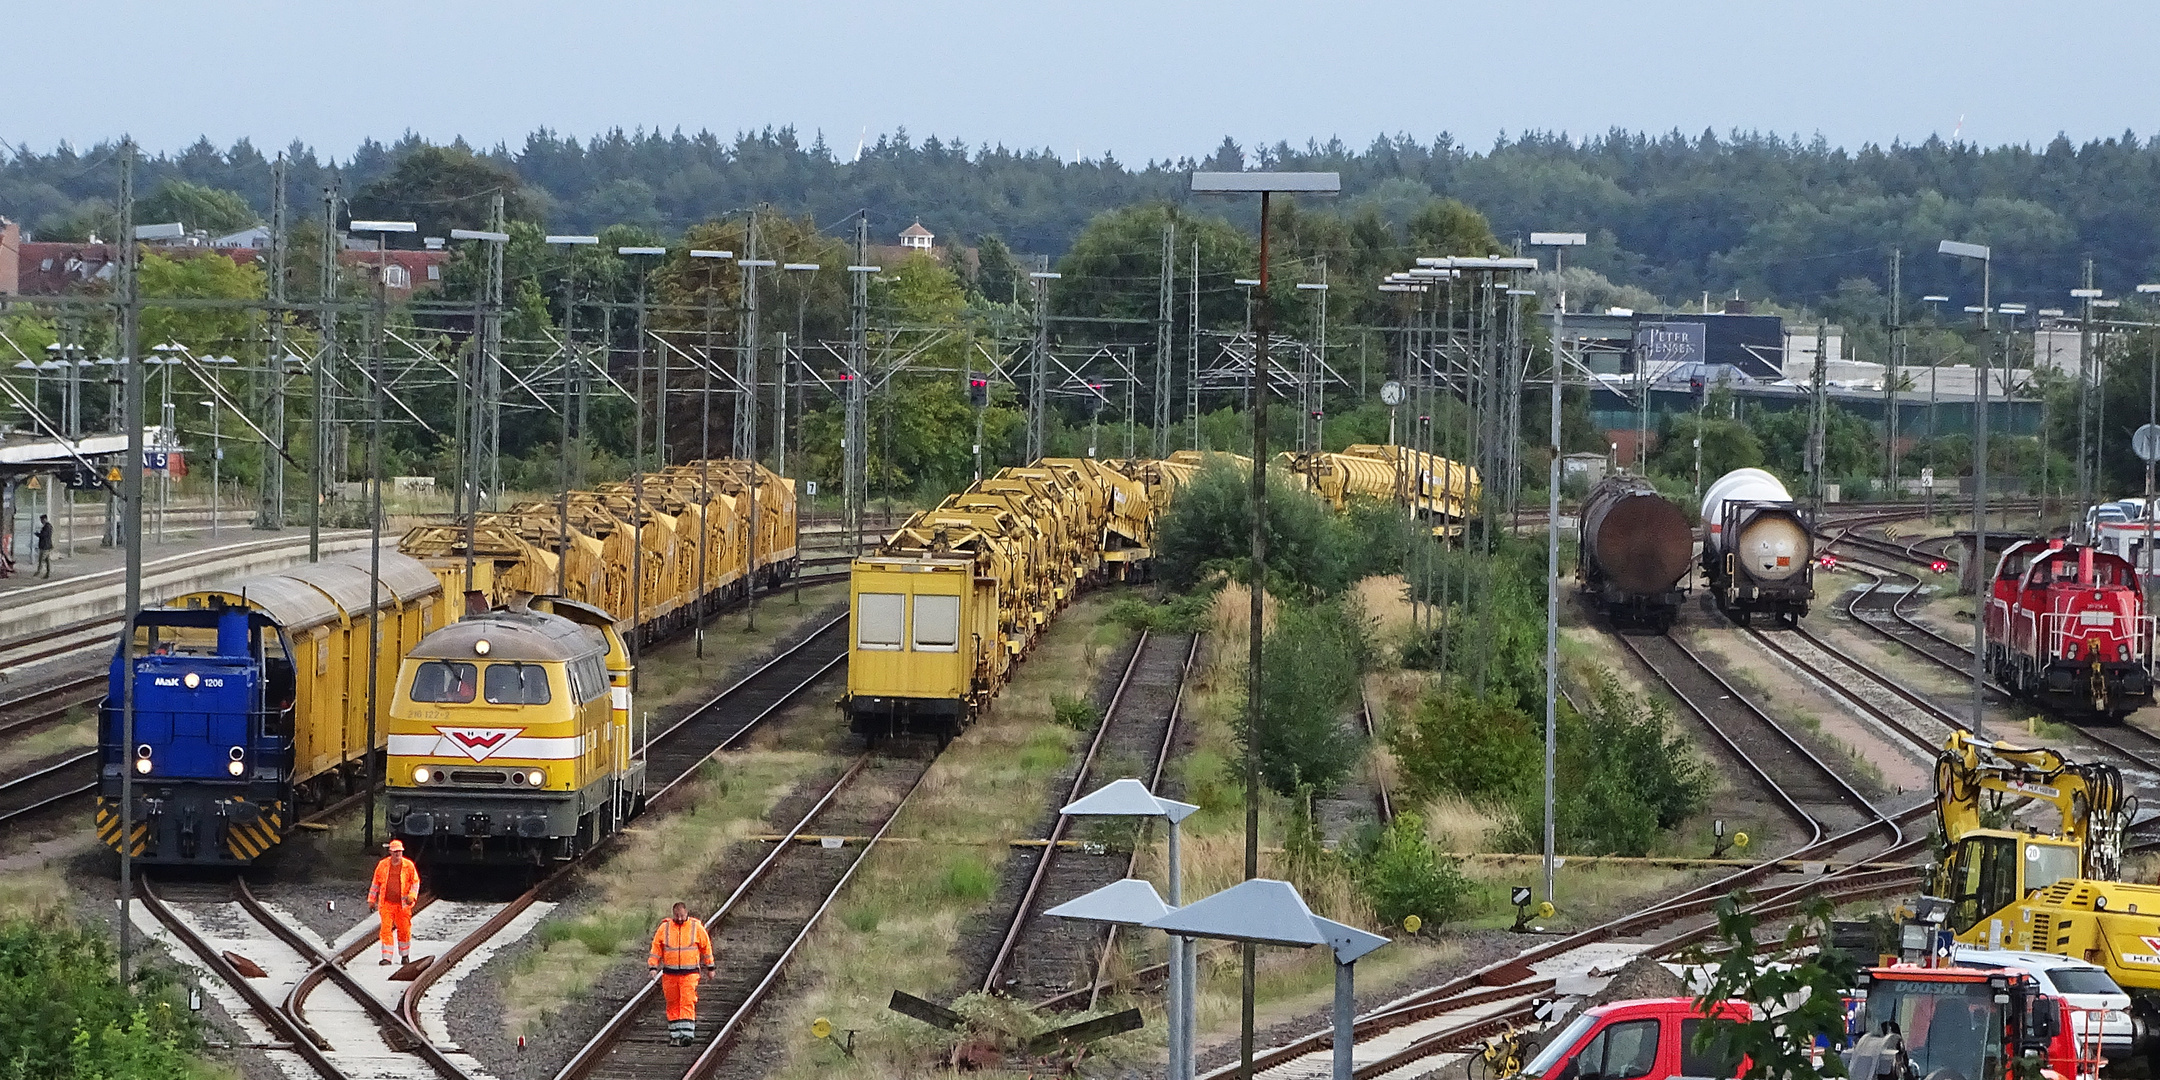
[1940,238,1991,743]
[1529,231,1584,911]
[1190,169,1338,1080]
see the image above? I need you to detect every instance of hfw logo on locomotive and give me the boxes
[436,726,527,762]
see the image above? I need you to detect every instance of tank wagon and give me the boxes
[843,457,1177,742]
[1577,476,1694,630]
[384,596,637,864]
[1700,467,1813,626]
[97,552,452,864]
[1985,538,2153,719]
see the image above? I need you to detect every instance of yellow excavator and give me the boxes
[1932,730,2160,990]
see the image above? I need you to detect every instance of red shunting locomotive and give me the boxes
[1985,538,2153,719]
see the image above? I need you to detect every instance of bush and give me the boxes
[1354,813,1472,931]
[0,915,206,1080]
[1106,591,1214,633]
[1388,691,1543,805]
[1155,456,1355,596]
[1050,692,1099,731]
[1243,597,1370,796]
[1400,535,1549,712]
[1493,669,1710,857]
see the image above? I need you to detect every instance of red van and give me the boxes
[1519,998,1751,1080]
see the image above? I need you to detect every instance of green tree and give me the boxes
[1649,412,1764,482]
[1352,812,1472,929]
[137,179,258,235]
[1684,894,1860,1080]
[973,233,1023,304]
[138,251,266,356]
[1246,597,1369,796]
[350,145,538,237]
[1153,456,1355,596]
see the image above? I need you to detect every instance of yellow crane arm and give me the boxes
[1936,730,2129,878]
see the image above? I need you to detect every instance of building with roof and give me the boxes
[9,241,449,298]
[898,222,934,251]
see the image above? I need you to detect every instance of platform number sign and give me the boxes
[143,450,169,472]
[1920,467,1935,490]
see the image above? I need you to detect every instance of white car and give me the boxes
[1951,947,2137,1056]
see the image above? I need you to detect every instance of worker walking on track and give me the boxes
[648,902,715,1046]
[369,839,421,966]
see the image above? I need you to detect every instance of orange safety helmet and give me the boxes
[388,839,405,853]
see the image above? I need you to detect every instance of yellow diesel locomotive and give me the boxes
[384,596,639,864]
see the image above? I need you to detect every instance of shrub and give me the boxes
[1353,813,1471,931]
[1050,692,1099,731]
[1399,535,1549,712]
[1155,456,1355,596]
[1388,691,1543,805]
[1242,597,1370,796]
[1106,591,1215,633]
[0,915,206,1080]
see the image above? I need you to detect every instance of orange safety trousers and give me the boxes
[662,971,700,1021]
[378,904,413,961]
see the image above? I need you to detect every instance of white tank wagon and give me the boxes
[1699,467,1814,626]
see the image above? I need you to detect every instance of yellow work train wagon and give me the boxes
[843,555,1001,743]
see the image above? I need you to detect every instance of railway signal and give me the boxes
[967,373,988,407]
[1931,559,1950,574]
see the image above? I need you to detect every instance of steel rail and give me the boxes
[1077,631,1201,1012]
[136,878,349,1080]
[976,629,1156,997]
[0,749,96,825]
[232,879,475,1079]
[680,760,935,1080]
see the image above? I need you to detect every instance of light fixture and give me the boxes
[349,220,417,233]
[474,639,491,655]
[414,766,432,784]
[546,235,601,245]
[183,671,200,689]
[618,246,668,256]
[450,228,509,243]
[527,769,544,786]
[690,249,734,260]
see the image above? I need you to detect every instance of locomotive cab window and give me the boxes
[410,661,478,703]
[484,663,552,705]
[858,593,905,650]
[913,595,961,652]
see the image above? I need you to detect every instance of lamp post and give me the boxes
[198,398,219,540]
[1192,169,1339,1080]
[618,245,669,690]
[347,217,416,852]
[1939,238,1990,742]
[689,246,736,656]
[449,225,511,594]
[1057,779,1200,1080]
[2136,284,2160,627]
[781,263,821,477]
[1530,232,1585,907]
[547,235,601,596]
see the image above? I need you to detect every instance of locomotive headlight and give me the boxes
[134,744,153,774]
[183,672,200,689]
[228,747,246,775]
[527,769,544,787]
[227,760,245,776]
[412,766,431,785]
[2121,644,2132,662]
[474,639,491,656]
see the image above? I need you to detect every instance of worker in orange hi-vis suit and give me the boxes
[369,839,421,966]
[648,902,715,1045]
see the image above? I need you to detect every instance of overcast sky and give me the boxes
[14,1,2158,163]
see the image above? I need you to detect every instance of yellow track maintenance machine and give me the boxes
[1931,730,2160,999]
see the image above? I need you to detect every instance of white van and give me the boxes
[1951,947,2136,1056]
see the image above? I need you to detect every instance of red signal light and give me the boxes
[1932,560,1950,574]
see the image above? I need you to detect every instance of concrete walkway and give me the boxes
[0,529,379,642]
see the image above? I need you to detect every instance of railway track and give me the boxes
[556,755,930,1080]
[127,608,858,1080]
[0,749,97,827]
[1228,623,1928,1080]
[976,630,1196,1009]
[137,876,482,1080]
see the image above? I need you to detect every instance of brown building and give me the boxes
[9,239,449,298]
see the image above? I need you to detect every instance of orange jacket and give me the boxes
[369,854,420,908]
[648,916,714,973]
